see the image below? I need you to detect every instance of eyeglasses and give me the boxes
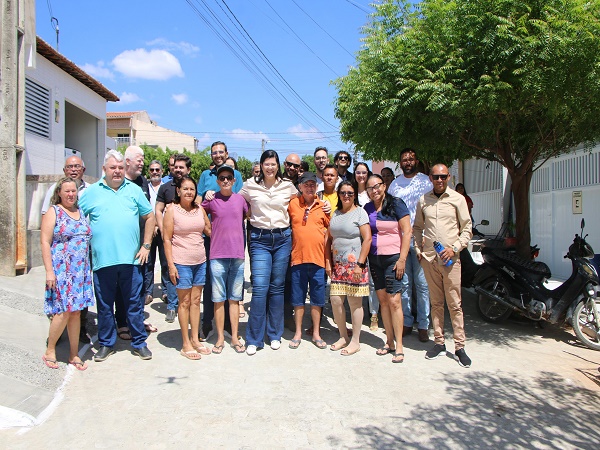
[339,191,355,197]
[211,151,226,156]
[314,156,328,161]
[218,175,233,182]
[337,155,349,161]
[149,168,162,172]
[285,161,300,169]
[65,164,82,170]
[302,208,310,225]
[431,174,449,180]
[366,182,384,192]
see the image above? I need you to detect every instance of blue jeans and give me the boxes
[246,226,292,347]
[93,264,148,349]
[401,242,430,329]
[290,263,325,307]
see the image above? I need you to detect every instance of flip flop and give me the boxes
[69,360,88,371]
[180,350,201,360]
[392,352,405,364]
[330,340,349,351]
[288,339,301,349]
[312,339,327,350]
[341,346,361,356]
[117,327,132,340]
[144,323,158,333]
[212,344,225,354]
[194,345,211,355]
[231,343,246,353]
[376,346,396,356]
[42,355,59,369]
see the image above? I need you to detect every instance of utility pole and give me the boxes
[261,139,267,153]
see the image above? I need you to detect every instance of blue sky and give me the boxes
[36,0,375,163]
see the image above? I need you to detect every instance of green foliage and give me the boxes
[299,154,334,173]
[334,0,600,253]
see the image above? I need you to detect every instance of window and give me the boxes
[25,78,51,138]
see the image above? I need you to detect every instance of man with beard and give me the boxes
[282,153,302,188]
[145,160,165,305]
[155,153,192,322]
[389,148,433,342]
[198,141,243,338]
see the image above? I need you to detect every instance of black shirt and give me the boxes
[130,175,151,201]
[156,180,177,205]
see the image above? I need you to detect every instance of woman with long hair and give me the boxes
[364,174,412,363]
[240,150,298,355]
[41,177,93,370]
[163,175,212,360]
[353,162,372,207]
[325,181,372,356]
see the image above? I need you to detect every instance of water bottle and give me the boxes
[433,241,453,266]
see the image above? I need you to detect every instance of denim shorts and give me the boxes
[174,262,206,290]
[211,258,245,302]
[368,253,405,294]
[290,263,326,307]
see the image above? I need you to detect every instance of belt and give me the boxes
[249,224,289,234]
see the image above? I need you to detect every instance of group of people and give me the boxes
[41,142,473,369]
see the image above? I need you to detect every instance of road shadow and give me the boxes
[329,371,600,448]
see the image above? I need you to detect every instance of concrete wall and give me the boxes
[133,118,197,153]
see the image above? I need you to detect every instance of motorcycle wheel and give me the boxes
[572,297,600,351]
[476,278,513,323]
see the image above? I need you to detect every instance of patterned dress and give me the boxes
[44,205,94,315]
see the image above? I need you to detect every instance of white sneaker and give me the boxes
[270,340,281,350]
[246,345,257,356]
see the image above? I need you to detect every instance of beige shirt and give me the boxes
[240,177,297,229]
[413,187,472,262]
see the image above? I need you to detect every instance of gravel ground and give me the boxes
[0,290,46,318]
[0,341,64,392]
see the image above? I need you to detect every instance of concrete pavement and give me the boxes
[1,263,600,448]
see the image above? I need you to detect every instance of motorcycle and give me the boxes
[464,219,600,350]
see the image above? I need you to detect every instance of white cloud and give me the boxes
[229,128,270,142]
[287,124,324,139]
[172,93,188,105]
[196,133,211,148]
[146,38,200,56]
[80,61,114,81]
[119,92,141,104]
[112,49,184,80]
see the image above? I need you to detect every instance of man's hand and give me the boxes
[204,190,216,201]
[323,200,332,215]
[135,247,150,265]
[440,247,455,264]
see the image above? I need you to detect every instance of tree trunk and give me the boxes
[510,169,533,259]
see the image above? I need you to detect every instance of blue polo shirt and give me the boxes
[197,166,243,197]
[79,178,152,271]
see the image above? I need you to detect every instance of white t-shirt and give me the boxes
[389,172,432,225]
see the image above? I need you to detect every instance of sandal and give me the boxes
[69,359,88,371]
[392,352,405,363]
[376,346,396,356]
[144,322,158,333]
[231,343,246,353]
[312,339,327,349]
[117,327,132,340]
[194,345,211,355]
[212,344,225,354]
[180,350,201,360]
[341,346,361,356]
[289,339,301,349]
[42,355,59,369]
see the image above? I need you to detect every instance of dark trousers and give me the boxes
[143,231,169,298]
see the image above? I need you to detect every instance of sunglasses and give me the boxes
[339,191,355,197]
[366,182,384,192]
[211,151,226,156]
[218,175,233,182]
[285,161,300,168]
[149,168,162,172]
[431,174,449,180]
[337,155,349,161]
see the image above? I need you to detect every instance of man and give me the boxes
[145,160,165,305]
[282,153,301,187]
[155,153,191,322]
[334,150,353,182]
[287,172,330,349]
[79,150,156,362]
[413,164,472,368]
[162,155,175,183]
[389,148,433,342]
[197,141,243,338]
[313,146,329,188]
[41,155,89,341]
[251,163,260,179]
[317,165,339,215]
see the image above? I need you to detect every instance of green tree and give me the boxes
[334,0,600,256]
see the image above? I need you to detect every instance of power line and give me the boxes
[343,0,371,14]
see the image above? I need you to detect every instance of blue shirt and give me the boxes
[161,174,173,183]
[79,178,152,270]
[197,166,243,197]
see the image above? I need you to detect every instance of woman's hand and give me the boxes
[394,259,406,280]
[352,264,363,280]
[46,272,56,290]
[168,265,179,285]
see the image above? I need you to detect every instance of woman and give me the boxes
[455,183,474,218]
[364,174,412,363]
[326,181,372,356]
[354,162,379,331]
[240,150,297,355]
[163,176,212,360]
[41,177,93,370]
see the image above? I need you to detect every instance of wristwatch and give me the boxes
[142,243,151,250]
[356,261,367,269]
[452,245,459,254]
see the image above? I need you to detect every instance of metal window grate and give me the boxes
[464,159,503,193]
[25,78,51,139]
[553,152,600,190]
[532,166,550,193]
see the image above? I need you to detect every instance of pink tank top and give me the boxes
[171,204,206,266]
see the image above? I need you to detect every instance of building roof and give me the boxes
[106,112,136,118]
[36,37,119,102]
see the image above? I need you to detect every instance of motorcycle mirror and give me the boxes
[481,220,490,226]
[581,218,585,230]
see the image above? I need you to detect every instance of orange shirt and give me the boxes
[288,196,330,267]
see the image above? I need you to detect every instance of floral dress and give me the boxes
[329,207,370,297]
[44,205,94,315]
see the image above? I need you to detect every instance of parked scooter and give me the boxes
[467,219,600,350]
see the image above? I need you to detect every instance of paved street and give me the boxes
[1,263,600,448]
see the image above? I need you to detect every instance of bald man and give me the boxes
[282,153,302,187]
[41,156,87,214]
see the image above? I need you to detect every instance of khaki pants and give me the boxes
[421,258,465,350]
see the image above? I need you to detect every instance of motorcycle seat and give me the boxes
[485,248,552,278]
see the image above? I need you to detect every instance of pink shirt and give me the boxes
[171,204,206,266]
